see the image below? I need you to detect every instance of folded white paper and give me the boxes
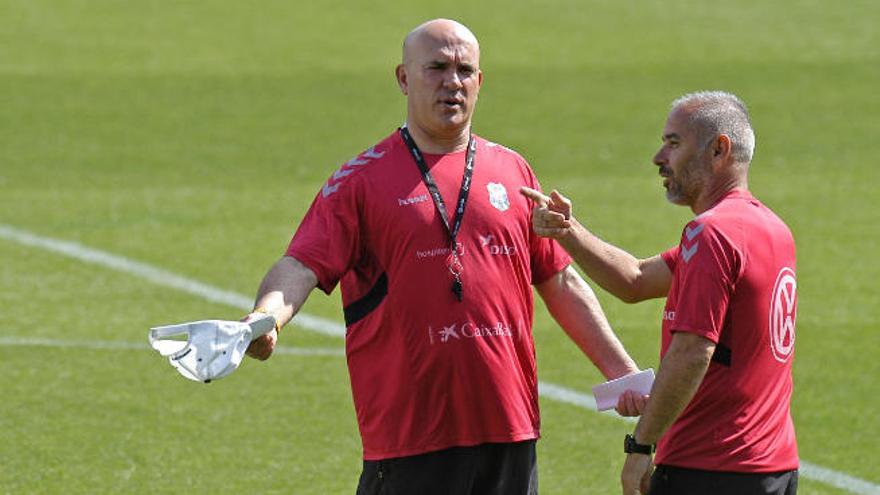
[592,369,655,411]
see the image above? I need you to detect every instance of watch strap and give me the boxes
[624,433,654,455]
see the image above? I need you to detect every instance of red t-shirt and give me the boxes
[287,130,571,460]
[656,189,798,472]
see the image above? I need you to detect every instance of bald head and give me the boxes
[395,18,483,153]
[402,19,480,66]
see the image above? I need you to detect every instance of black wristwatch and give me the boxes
[624,434,654,455]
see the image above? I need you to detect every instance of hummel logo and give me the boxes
[685,223,704,241]
[439,324,459,342]
[322,146,385,197]
[322,182,341,197]
[362,146,385,160]
[681,242,699,262]
[332,168,354,180]
[345,157,369,166]
[681,222,704,262]
[479,234,494,246]
[398,194,429,206]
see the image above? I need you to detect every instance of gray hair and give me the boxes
[671,91,756,164]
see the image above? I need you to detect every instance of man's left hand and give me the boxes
[621,453,653,495]
[616,389,650,417]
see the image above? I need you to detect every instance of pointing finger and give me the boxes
[519,186,550,206]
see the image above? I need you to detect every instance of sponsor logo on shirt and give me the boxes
[398,194,429,206]
[437,324,459,342]
[428,321,513,344]
[769,267,797,363]
[416,242,464,260]
[487,182,510,212]
[478,233,518,256]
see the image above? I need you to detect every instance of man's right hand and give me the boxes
[246,329,278,360]
[519,186,574,239]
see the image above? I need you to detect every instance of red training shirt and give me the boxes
[656,189,798,472]
[287,130,571,460]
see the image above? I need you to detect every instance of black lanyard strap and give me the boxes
[399,126,476,301]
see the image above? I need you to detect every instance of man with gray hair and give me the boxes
[522,91,799,494]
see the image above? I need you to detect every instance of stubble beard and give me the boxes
[664,155,707,207]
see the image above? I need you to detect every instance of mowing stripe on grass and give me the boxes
[1,223,877,495]
[0,336,344,356]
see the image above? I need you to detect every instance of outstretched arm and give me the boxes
[244,255,319,360]
[536,265,639,380]
[521,187,672,303]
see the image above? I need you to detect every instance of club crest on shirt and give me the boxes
[769,267,797,363]
[487,182,509,212]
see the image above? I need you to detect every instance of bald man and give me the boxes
[241,19,640,494]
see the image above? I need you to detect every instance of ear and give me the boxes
[395,64,408,95]
[713,134,732,160]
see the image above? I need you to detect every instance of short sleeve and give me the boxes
[667,220,739,343]
[530,235,572,285]
[661,246,679,272]
[286,174,365,294]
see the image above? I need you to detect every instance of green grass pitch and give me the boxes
[1,1,878,493]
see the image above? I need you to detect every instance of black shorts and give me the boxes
[648,464,798,495]
[355,440,537,495]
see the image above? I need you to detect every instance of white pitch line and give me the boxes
[0,224,344,338]
[1,223,877,495]
[536,383,880,495]
[797,462,880,495]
